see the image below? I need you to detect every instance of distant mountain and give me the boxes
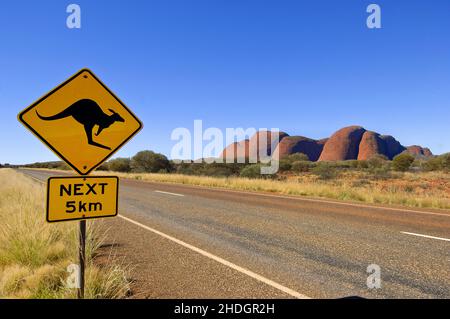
[220,126,433,162]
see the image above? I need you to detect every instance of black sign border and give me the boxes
[18,68,143,176]
[46,175,119,223]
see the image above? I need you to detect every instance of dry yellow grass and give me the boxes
[0,169,130,298]
[98,170,450,210]
[23,167,450,210]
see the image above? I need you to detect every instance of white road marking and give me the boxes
[118,214,310,299]
[401,231,450,242]
[154,190,184,197]
[19,171,309,298]
[24,174,47,184]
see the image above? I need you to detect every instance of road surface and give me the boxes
[19,169,450,298]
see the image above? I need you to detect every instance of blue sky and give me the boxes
[1,0,449,164]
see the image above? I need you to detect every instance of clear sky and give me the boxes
[1,0,449,164]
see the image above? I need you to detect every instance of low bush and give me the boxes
[239,164,263,178]
[392,153,415,172]
[108,158,131,172]
[284,153,310,162]
[367,154,388,169]
[425,153,450,171]
[278,160,292,172]
[131,151,172,173]
[291,161,313,173]
[311,163,337,180]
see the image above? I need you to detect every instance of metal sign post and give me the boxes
[78,220,86,299]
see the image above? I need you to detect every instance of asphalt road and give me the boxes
[19,169,450,298]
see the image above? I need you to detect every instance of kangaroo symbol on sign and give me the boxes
[36,99,125,150]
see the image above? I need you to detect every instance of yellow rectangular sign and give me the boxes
[46,176,119,223]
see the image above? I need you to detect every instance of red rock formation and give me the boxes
[248,131,288,160]
[220,131,288,162]
[379,135,405,159]
[357,131,387,160]
[406,145,433,157]
[273,136,326,161]
[318,126,366,161]
[423,148,433,157]
[219,126,433,162]
[220,139,249,163]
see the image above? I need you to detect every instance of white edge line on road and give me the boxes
[118,214,310,299]
[154,190,185,197]
[401,231,450,242]
[19,172,308,298]
[25,174,46,184]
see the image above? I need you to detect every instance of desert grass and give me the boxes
[0,169,130,298]
[22,167,450,210]
[101,170,450,210]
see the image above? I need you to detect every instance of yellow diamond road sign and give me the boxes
[47,176,118,222]
[18,69,143,175]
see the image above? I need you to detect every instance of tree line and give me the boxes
[19,150,450,179]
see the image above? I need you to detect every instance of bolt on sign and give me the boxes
[47,176,118,222]
[18,68,143,175]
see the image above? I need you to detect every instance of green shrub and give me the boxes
[278,160,292,172]
[131,151,172,173]
[367,154,388,169]
[392,153,415,172]
[311,163,337,180]
[285,153,310,162]
[173,162,240,177]
[56,162,70,170]
[334,161,354,169]
[276,153,310,172]
[347,160,359,168]
[96,162,110,171]
[108,158,131,172]
[176,165,196,175]
[291,161,312,173]
[441,153,450,171]
[357,160,369,169]
[422,157,441,171]
[201,165,235,177]
[239,164,263,178]
[422,153,450,171]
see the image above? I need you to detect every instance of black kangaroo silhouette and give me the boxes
[36,99,125,150]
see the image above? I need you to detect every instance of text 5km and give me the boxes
[65,200,103,213]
